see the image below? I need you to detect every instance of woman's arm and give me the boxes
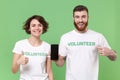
[12,53,21,73]
[12,53,29,73]
[46,56,54,80]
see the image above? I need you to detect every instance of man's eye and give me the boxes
[74,16,79,18]
[82,15,86,18]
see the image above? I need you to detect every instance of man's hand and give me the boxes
[97,47,117,61]
[97,47,111,56]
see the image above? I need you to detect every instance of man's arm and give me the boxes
[107,49,117,61]
[55,55,66,67]
[98,47,117,61]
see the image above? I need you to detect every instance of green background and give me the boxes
[0,0,120,80]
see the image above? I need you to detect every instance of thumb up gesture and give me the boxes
[17,52,29,65]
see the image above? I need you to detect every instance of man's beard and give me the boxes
[74,21,88,31]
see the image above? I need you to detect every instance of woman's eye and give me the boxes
[31,24,35,27]
[38,24,42,27]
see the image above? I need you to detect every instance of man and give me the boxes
[55,5,117,80]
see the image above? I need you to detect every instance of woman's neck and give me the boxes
[28,36,42,47]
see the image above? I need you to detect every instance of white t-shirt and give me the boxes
[13,39,50,80]
[59,30,111,80]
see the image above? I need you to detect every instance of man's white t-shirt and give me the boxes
[13,39,50,80]
[59,30,111,80]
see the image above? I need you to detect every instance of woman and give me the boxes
[12,15,54,80]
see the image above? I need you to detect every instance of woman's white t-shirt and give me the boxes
[13,39,50,80]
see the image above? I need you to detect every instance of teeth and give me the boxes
[78,23,84,26]
[34,31,40,33]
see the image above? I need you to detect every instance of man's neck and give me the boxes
[75,28,88,33]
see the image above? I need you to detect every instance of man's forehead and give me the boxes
[74,11,88,15]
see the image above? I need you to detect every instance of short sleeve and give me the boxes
[12,41,23,54]
[59,36,67,57]
[42,41,51,57]
[46,44,51,57]
[98,34,111,49]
